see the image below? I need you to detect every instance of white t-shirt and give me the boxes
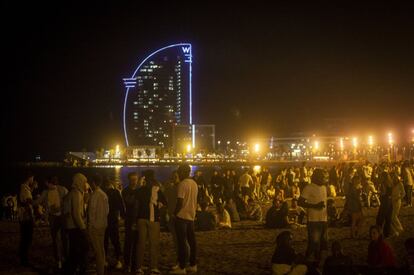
[239,173,253,188]
[177,178,198,221]
[301,183,327,222]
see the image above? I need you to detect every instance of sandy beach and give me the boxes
[1,199,413,275]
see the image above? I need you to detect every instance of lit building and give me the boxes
[123,43,193,148]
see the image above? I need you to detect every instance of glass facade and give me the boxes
[123,43,192,147]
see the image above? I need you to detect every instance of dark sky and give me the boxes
[4,2,414,161]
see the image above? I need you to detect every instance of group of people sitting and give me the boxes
[271,226,414,275]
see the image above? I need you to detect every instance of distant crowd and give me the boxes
[5,159,414,274]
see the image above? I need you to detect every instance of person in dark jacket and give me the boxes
[271,231,307,275]
[323,241,353,275]
[195,201,216,231]
[121,172,140,272]
[135,170,167,275]
[265,198,289,229]
[103,178,125,269]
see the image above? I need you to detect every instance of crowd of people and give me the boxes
[8,159,414,274]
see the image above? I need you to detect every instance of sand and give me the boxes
[0,199,413,275]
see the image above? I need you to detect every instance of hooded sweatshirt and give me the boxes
[65,173,87,230]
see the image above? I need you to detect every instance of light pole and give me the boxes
[388,132,394,161]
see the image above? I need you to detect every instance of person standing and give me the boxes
[345,176,364,238]
[88,174,109,275]
[376,164,393,238]
[164,171,184,269]
[402,160,413,207]
[103,178,125,269]
[298,168,328,263]
[238,169,253,202]
[390,171,405,237]
[122,172,140,272]
[18,173,35,267]
[34,176,68,269]
[170,164,198,274]
[64,173,89,275]
[135,170,167,274]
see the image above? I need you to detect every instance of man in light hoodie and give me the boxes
[64,173,89,275]
[88,174,109,275]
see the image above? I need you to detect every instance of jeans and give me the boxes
[376,195,393,238]
[67,228,89,275]
[306,221,328,261]
[137,219,160,269]
[105,220,122,260]
[89,227,106,275]
[19,220,33,265]
[124,220,138,269]
[49,215,67,263]
[405,185,413,206]
[175,217,196,269]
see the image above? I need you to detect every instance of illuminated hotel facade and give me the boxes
[123,43,193,148]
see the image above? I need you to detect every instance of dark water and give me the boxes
[5,162,331,195]
[6,164,244,195]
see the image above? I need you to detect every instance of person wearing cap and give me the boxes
[35,176,68,269]
[298,168,328,263]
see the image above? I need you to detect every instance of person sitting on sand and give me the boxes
[216,203,231,229]
[288,198,306,225]
[367,225,396,268]
[224,197,240,222]
[267,185,276,200]
[195,201,216,231]
[246,197,262,222]
[265,198,289,229]
[323,240,353,275]
[271,231,307,275]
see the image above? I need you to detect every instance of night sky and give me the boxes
[4,2,414,161]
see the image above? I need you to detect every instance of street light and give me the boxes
[314,140,320,151]
[352,137,358,148]
[368,136,374,147]
[186,143,192,153]
[388,132,394,146]
[387,132,394,161]
[339,138,344,151]
[254,143,260,153]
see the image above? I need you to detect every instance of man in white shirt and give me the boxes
[88,174,109,275]
[298,168,328,263]
[171,165,198,274]
[238,169,253,201]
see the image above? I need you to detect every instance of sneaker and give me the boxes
[170,267,187,274]
[115,260,123,269]
[186,265,197,273]
[150,268,161,274]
